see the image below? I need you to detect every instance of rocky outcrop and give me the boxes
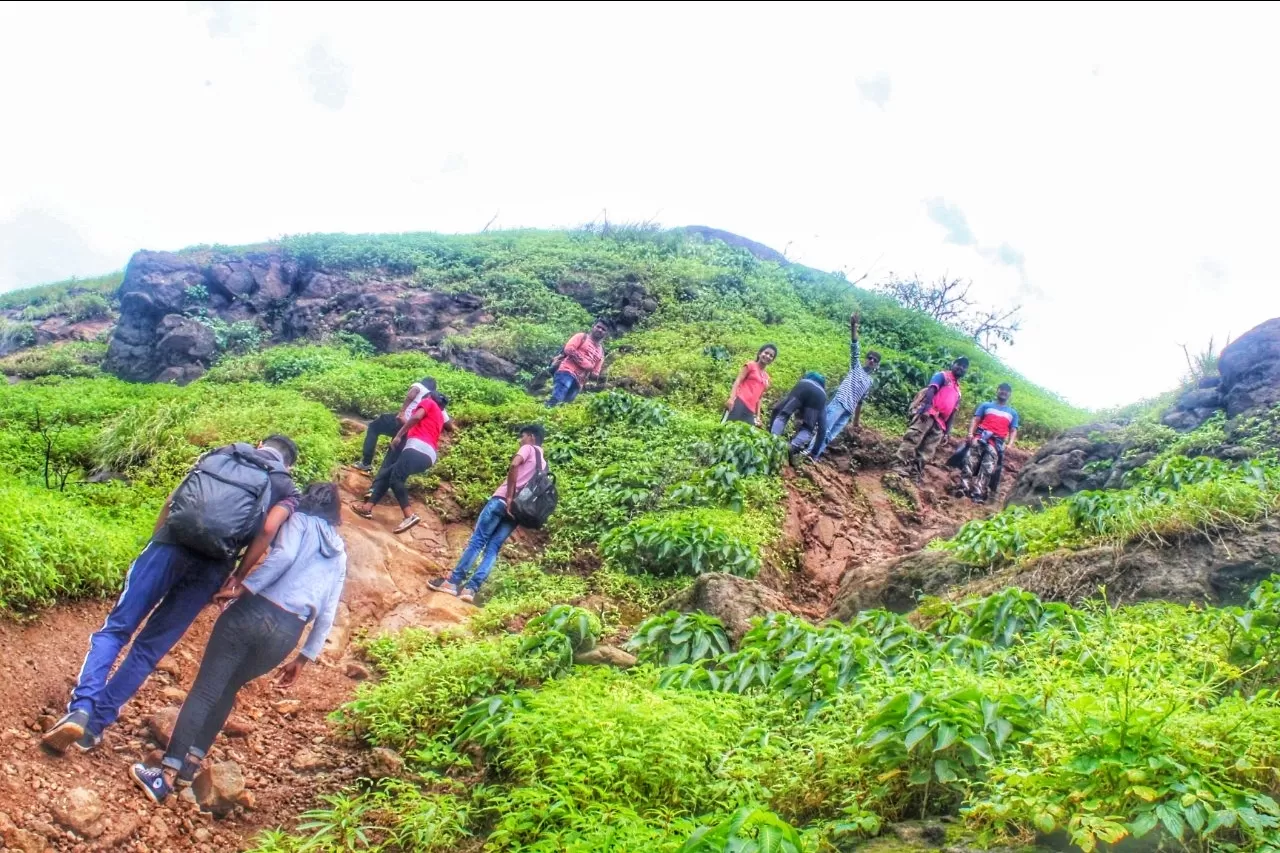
[1008,316,1280,506]
[828,520,1280,619]
[100,243,668,384]
[659,573,798,643]
[1161,317,1280,431]
[1005,424,1128,507]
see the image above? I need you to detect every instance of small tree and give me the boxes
[30,406,75,490]
[876,274,1022,351]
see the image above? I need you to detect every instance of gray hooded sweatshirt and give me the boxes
[241,512,347,661]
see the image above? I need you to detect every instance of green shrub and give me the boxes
[0,341,105,378]
[602,510,760,578]
[626,611,732,666]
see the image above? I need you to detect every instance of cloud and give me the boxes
[188,1,257,38]
[924,197,977,246]
[982,242,1041,299]
[1195,257,1228,291]
[0,209,119,292]
[302,41,352,110]
[441,152,468,174]
[856,74,892,109]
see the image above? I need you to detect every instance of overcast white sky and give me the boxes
[2,2,1277,409]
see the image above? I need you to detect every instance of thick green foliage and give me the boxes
[0,271,122,311]
[267,586,1280,852]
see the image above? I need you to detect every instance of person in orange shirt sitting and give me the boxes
[547,321,608,407]
[724,344,777,426]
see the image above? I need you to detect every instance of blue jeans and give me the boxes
[70,541,229,735]
[811,399,853,459]
[449,497,518,592]
[547,371,582,407]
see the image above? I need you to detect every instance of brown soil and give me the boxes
[777,429,1028,613]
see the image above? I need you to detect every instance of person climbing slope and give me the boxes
[350,391,447,533]
[353,376,454,472]
[547,321,608,406]
[893,357,969,480]
[724,344,777,426]
[959,382,1019,503]
[130,482,346,803]
[812,313,880,459]
[42,436,301,755]
[769,372,829,465]
[428,424,549,604]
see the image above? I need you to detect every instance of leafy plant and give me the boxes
[680,807,804,853]
[626,611,731,666]
[602,512,759,578]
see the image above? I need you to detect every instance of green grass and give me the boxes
[0,271,122,311]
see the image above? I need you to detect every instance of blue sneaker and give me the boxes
[41,710,89,754]
[130,763,172,804]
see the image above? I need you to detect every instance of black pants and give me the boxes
[361,413,401,466]
[725,398,758,425]
[163,594,303,771]
[369,446,433,511]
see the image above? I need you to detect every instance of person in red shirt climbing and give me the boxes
[547,321,608,406]
[350,391,447,533]
[893,356,969,480]
[724,343,777,426]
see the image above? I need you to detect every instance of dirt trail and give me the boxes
[0,474,474,853]
[777,430,1028,614]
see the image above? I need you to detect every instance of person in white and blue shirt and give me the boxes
[812,312,881,459]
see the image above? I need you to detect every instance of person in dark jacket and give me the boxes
[769,372,829,464]
[43,436,301,756]
[130,483,347,803]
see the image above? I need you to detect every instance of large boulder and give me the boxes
[658,573,798,643]
[1218,318,1280,418]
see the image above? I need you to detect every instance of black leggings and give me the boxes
[369,446,433,511]
[163,594,303,771]
[361,413,402,466]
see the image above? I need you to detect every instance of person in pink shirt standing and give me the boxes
[428,424,546,603]
[547,321,607,406]
[893,356,969,480]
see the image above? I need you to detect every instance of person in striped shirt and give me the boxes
[811,313,880,459]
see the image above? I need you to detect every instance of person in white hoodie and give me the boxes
[130,482,347,803]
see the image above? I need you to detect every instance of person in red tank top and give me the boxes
[350,392,447,534]
[724,343,777,426]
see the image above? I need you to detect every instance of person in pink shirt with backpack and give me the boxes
[894,356,969,480]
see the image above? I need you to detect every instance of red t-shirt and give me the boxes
[405,398,444,453]
[736,361,771,413]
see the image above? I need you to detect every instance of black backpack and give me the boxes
[165,443,277,559]
[509,448,558,529]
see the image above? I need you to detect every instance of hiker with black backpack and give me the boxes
[428,424,556,604]
[42,436,300,755]
[130,483,346,803]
